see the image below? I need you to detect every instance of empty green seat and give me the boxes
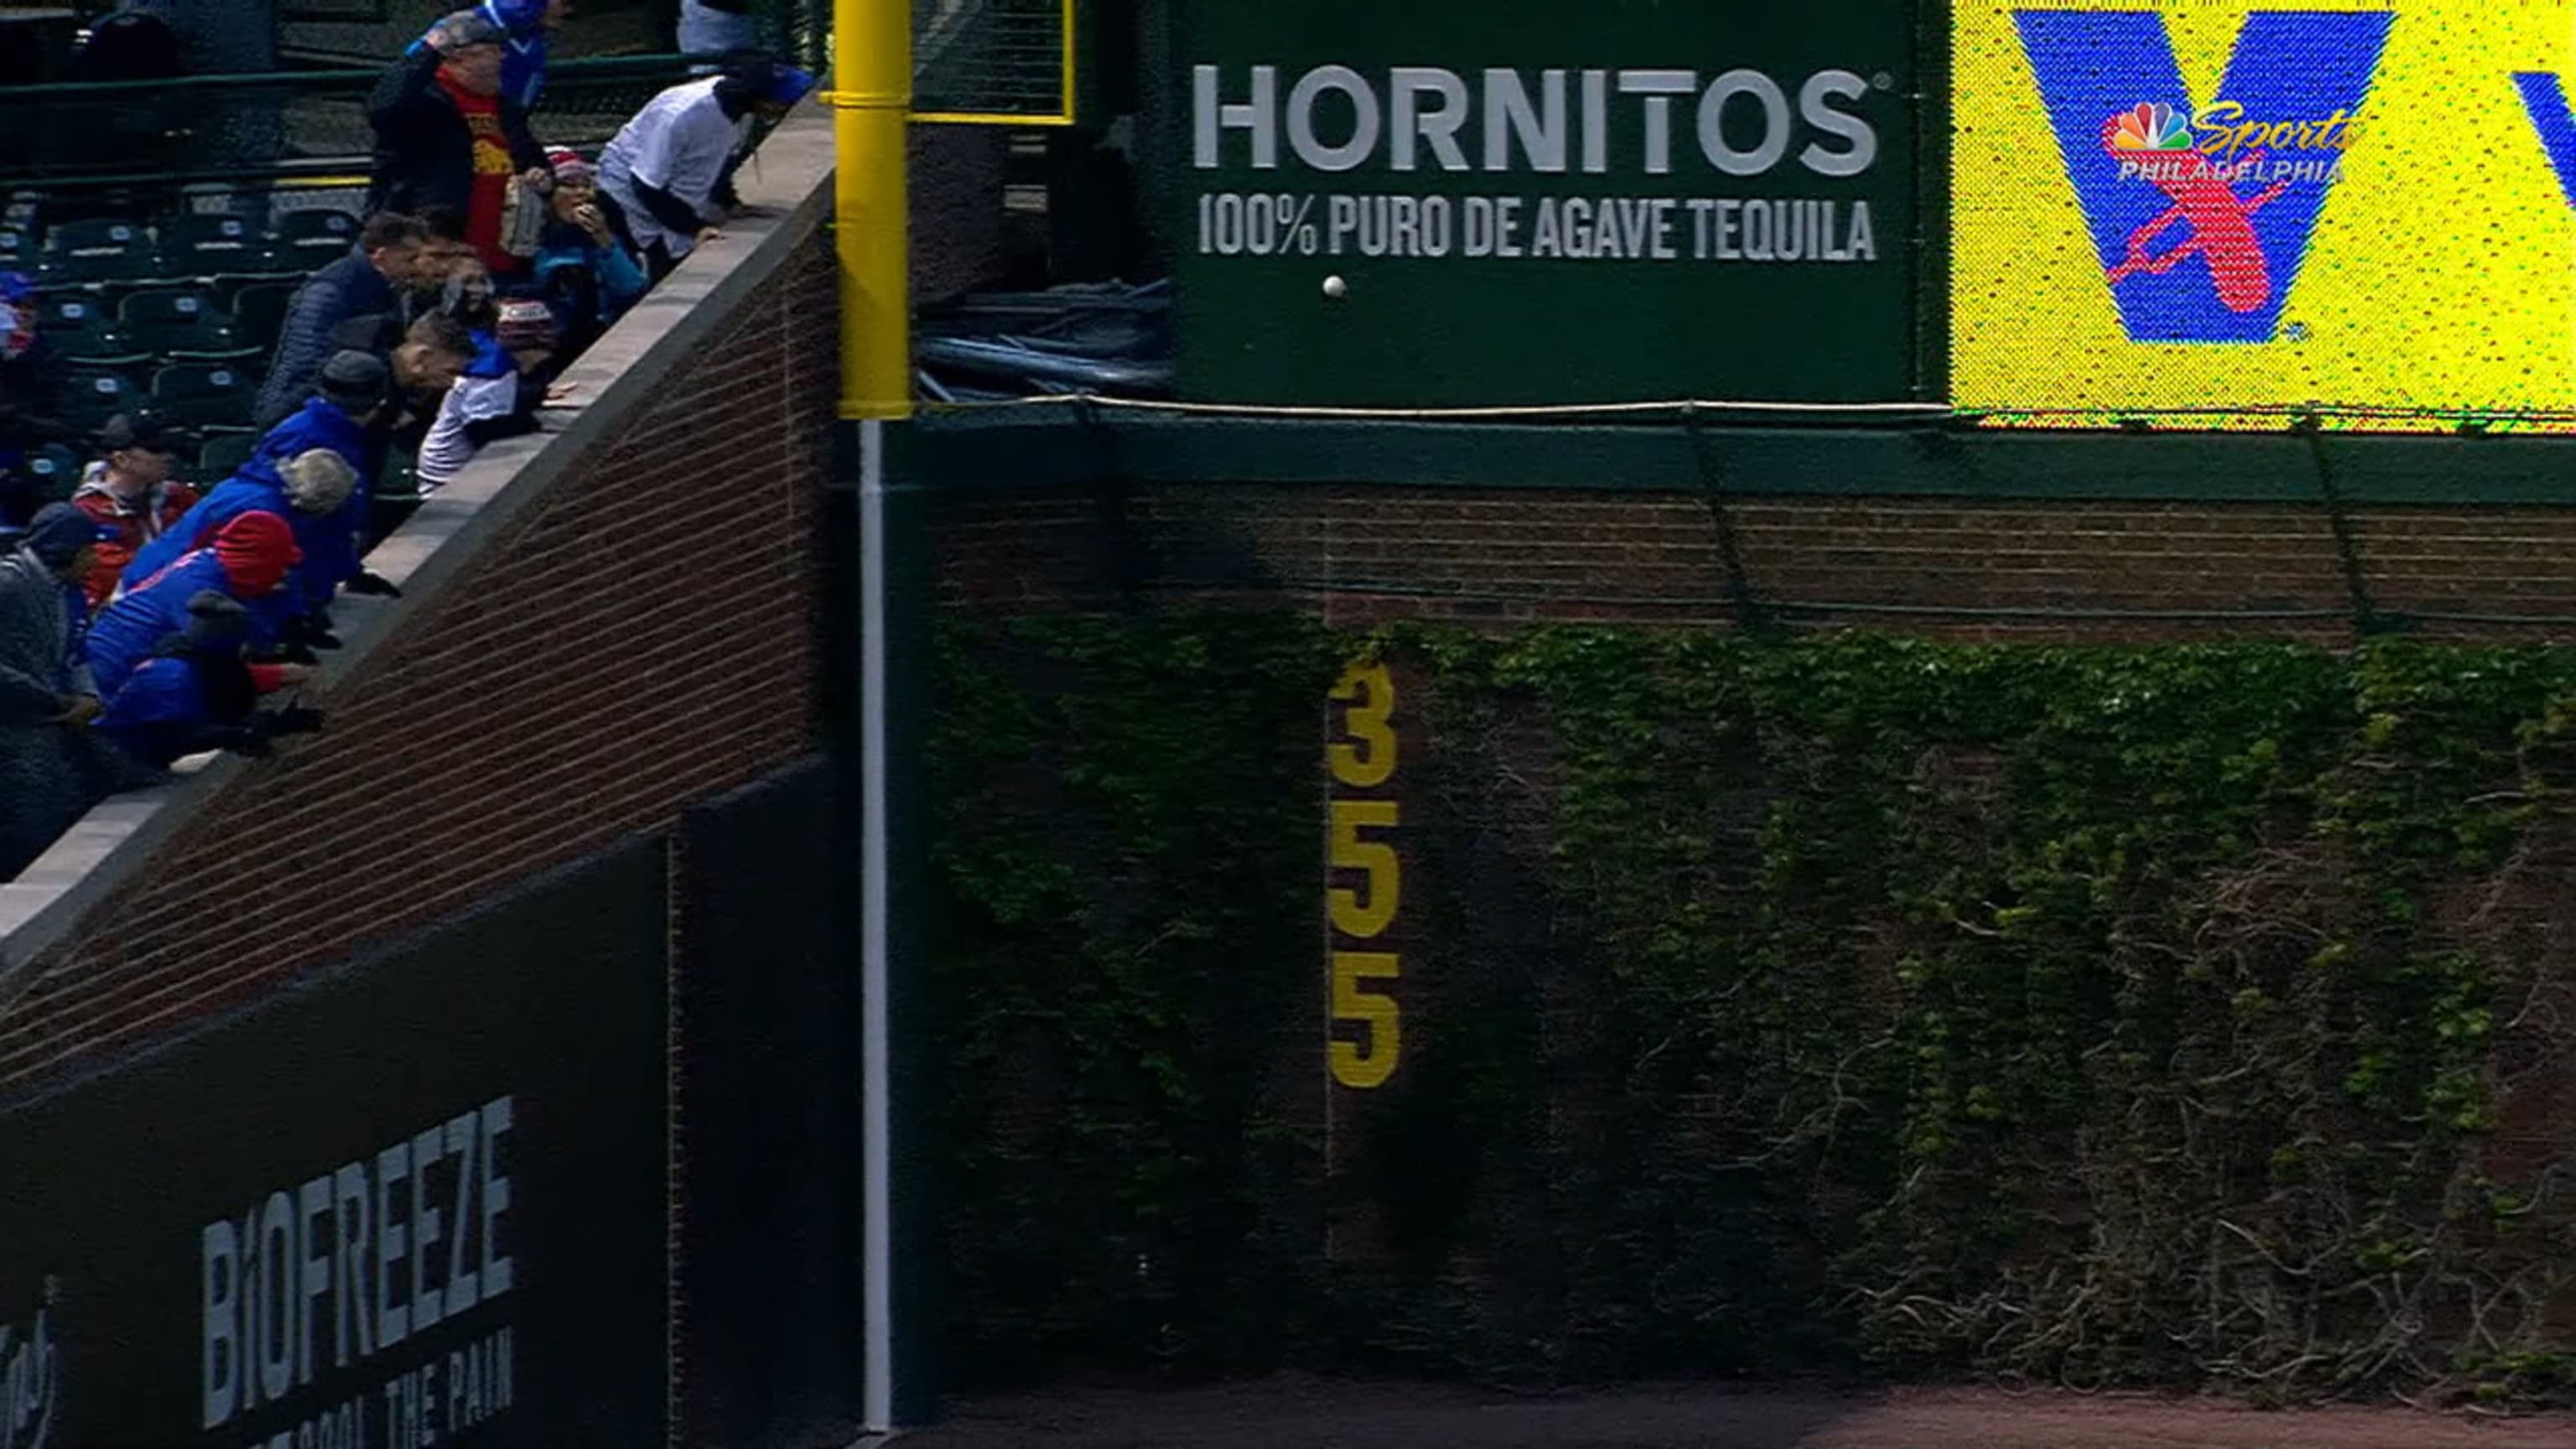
[57,369,142,432]
[119,287,252,361]
[36,217,158,287]
[19,444,82,503]
[148,361,256,430]
[196,428,259,482]
[36,294,143,365]
[158,213,272,281]
[226,280,298,356]
[269,210,361,270]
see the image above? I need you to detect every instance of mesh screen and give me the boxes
[913,0,1069,120]
[0,57,693,191]
[278,0,669,66]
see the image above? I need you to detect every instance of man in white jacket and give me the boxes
[596,55,813,281]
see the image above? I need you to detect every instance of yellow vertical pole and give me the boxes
[836,0,911,419]
[838,0,912,1433]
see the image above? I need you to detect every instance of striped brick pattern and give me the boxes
[937,486,2576,645]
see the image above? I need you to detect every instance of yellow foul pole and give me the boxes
[835,0,912,419]
[837,0,912,1431]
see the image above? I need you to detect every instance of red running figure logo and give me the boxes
[2097,112,2287,314]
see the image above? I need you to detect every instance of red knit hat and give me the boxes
[212,512,302,596]
[546,146,595,186]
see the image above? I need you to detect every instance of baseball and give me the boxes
[1322,275,1348,299]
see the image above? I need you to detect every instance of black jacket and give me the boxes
[364,48,545,221]
[252,251,398,431]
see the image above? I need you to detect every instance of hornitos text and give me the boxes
[1190,62,1889,266]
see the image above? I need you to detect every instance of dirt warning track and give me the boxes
[904,1376,2576,1448]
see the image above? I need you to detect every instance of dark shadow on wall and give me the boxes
[672,755,862,1448]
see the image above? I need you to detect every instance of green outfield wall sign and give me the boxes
[1168,0,1920,407]
[0,846,669,1448]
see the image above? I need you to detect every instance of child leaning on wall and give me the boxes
[413,299,568,495]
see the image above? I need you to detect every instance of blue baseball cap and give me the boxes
[481,0,549,32]
[762,64,816,106]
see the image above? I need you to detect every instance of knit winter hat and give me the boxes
[211,512,302,596]
[545,146,595,186]
[319,350,390,413]
[494,298,559,353]
[280,449,359,515]
[21,503,99,569]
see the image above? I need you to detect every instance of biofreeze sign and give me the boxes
[200,1098,517,1446]
[1166,0,1918,408]
[1191,64,1886,262]
[0,845,667,1447]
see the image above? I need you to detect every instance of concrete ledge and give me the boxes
[0,100,839,989]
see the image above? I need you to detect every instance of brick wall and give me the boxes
[0,221,839,1100]
[935,483,2576,647]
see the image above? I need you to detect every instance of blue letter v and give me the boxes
[2514,72,2576,209]
[2015,9,2391,343]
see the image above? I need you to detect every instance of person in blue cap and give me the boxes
[408,0,570,113]
[596,54,815,281]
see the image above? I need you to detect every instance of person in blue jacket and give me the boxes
[98,590,322,771]
[123,448,361,647]
[126,353,393,631]
[407,0,569,113]
[87,511,302,704]
[531,147,647,356]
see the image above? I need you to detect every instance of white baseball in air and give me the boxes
[1322,275,1348,299]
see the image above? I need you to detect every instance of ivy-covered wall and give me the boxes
[928,615,2576,1405]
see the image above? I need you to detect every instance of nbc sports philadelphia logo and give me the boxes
[2105,100,2355,185]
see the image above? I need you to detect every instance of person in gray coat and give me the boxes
[0,505,119,879]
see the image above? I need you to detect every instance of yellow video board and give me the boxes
[1953,1,2576,428]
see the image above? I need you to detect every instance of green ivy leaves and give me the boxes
[931,620,2576,1405]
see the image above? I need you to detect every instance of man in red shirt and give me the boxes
[366,11,548,279]
[70,413,198,609]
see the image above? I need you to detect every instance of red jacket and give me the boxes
[72,467,201,608]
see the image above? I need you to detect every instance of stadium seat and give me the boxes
[158,213,270,281]
[196,428,258,481]
[118,288,254,361]
[368,450,424,549]
[35,217,158,287]
[269,210,361,269]
[20,444,82,504]
[36,294,144,365]
[56,369,141,432]
[378,449,422,501]
[226,280,298,356]
[148,361,255,430]
[0,224,30,272]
